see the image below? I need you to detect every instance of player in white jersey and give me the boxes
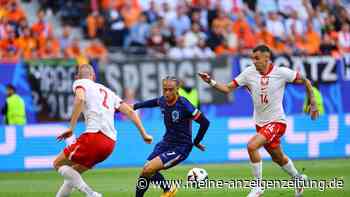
[199,45,319,197]
[53,64,153,197]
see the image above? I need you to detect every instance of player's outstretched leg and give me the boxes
[135,156,177,197]
[246,134,267,197]
[152,172,171,193]
[266,146,306,197]
[56,180,73,197]
[53,152,102,197]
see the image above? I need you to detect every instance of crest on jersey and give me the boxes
[172,110,180,122]
[260,76,269,86]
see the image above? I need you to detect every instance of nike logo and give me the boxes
[167,152,176,156]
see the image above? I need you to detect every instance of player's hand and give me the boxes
[198,72,211,83]
[143,133,153,144]
[194,143,206,151]
[56,129,73,142]
[308,103,319,120]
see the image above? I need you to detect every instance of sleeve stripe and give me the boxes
[232,79,239,88]
[193,111,201,120]
[74,85,85,92]
[192,109,199,116]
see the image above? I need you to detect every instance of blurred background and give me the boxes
[0,0,349,172]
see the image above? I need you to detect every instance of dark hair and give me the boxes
[163,76,180,86]
[253,44,273,58]
[6,84,16,92]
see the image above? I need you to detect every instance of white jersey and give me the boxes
[233,65,299,126]
[72,79,122,141]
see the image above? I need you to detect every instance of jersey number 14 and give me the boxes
[260,93,268,104]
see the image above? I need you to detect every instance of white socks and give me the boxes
[56,180,73,197]
[282,159,299,177]
[58,165,94,195]
[250,161,262,187]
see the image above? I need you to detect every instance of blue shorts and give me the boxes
[147,142,192,169]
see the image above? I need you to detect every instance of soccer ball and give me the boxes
[187,167,208,182]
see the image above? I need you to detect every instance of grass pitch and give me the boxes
[0,158,349,197]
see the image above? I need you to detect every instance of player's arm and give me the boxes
[118,102,153,144]
[133,98,159,110]
[293,75,319,120]
[198,72,237,94]
[57,87,85,141]
[193,112,210,151]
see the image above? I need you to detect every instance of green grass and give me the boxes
[0,159,349,197]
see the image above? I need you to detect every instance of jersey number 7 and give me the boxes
[99,88,109,109]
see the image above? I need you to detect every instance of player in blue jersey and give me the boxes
[133,76,210,197]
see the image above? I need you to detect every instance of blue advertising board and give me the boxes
[0,62,36,123]
[0,114,349,171]
[1,56,349,124]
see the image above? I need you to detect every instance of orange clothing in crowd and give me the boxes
[212,17,232,32]
[101,0,140,11]
[0,7,7,19]
[0,0,10,6]
[6,7,26,24]
[37,32,59,49]
[0,37,20,60]
[65,45,83,59]
[256,30,275,48]
[240,30,256,49]
[232,19,250,37]
[84,42,107,61]
[38,39,61,58]
[215,44,236,56]
[272,41,289,54]
[100,0,110,11]
[17,35,37,59]
[296,31,321,54]
[31,21,53,39]
[191,0,210,6]
[121,5,141,28]
[86,13,104,38]
[0,37,20,51]
[0,50,19,61]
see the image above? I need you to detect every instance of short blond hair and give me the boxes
[76,64,95,79]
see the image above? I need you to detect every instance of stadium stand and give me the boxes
[0,0,350,61]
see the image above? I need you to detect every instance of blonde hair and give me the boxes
[76,64,95,79]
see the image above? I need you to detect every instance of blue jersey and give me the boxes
[157,96,200,145]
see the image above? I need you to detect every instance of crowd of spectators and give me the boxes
[0,0,107,63]
[1,0,350,61]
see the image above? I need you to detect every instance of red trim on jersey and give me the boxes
[261,64,274,76]
[193,111,201,120]
[74,85,85,92]
[232,79,239,88]
[293,72,301,83]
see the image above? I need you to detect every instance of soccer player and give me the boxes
[53,64,153,197]
[133,76,210,197]
[198,45,319,197]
